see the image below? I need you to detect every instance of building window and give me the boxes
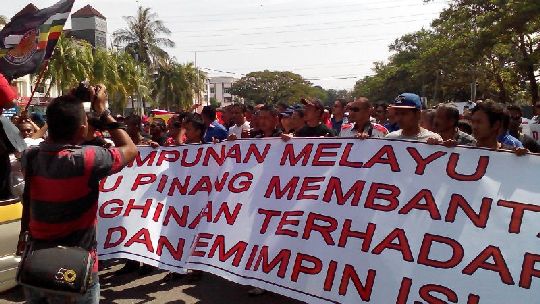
[224,87,231,94]
[210,87,215,94]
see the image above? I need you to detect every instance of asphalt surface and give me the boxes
[0,261,305,304]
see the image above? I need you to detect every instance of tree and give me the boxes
[112,6,175,68]
[0,15,7,25]
[43,35,93,94]
[154,61,206,111]
[230,70,322,104]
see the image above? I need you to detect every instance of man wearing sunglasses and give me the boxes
[340,97,388,138]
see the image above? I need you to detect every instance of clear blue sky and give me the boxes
[6,0,449,90]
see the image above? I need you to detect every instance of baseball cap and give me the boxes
[392,93,422,110]
[280,106,294,117]
[301,98,324,110]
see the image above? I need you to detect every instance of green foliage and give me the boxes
[230,70,328,104]
[209,97,220,108]
[113,6,175,68]
[154,61,206,111]
[355,1,540,105]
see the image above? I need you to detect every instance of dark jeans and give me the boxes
[24,282,99,304]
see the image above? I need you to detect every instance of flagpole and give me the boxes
[25,60,49,112]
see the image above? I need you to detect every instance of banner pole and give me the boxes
[25,60,49,112]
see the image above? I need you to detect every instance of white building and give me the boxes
[206,76,238,106]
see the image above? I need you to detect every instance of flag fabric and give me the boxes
[0,0,75,80]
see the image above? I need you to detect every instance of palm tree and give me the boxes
[112,6,175,68]
[154,61,206,111]
[43,36,93,94]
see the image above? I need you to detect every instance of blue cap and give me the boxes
[280,107,294,117]
[392,93,422,109]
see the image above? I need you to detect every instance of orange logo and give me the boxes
[5,29,38,65]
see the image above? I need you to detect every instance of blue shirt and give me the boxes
[331,117,346,134]
[384,122,400,133]
[204,121,228,143]
[497,131,523,149]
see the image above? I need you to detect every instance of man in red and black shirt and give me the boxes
[21,86,137,303]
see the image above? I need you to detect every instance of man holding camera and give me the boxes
[20,85,137,303]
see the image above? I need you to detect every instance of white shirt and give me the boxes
[385,128,442,143]
[24,137,44,147]
[339,122,388,138]
[228,121,251,138]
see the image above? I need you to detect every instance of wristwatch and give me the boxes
[105,121,127,131]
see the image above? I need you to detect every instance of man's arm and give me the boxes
[92,85,137,165]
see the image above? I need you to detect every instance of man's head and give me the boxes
[290,107,305,131]
[126,114,142,136]
[434,104,460,134]
[471,101,505,143]
[150,120,166,138]
[46,95,88,144]
[276,102,288,113]
[391,93,422,131]
[183,113,206,143]
[347,98,372,125]
[374,103,387,123]
[333,99,347,118]
[201,106,217,125]
[301,98,324,124]
[229,104,246,125]
[18,122,34,139]
[258,105,279,133]
[506,105,522,134]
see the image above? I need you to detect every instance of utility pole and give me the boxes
[195,51,200,106]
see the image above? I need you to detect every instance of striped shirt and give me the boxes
[22,142,123,271]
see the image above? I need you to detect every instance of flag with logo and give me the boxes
[0,0,75,80]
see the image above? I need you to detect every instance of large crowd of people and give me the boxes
[1,72,540,303]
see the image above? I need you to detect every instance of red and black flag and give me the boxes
[0,0,75,80]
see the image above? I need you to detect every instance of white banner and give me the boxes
[524,123,540,144]
[97,138,540,304]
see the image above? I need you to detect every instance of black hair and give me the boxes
[183,113,206,140]
[506,105,522,115]
[201,106,217,121]
[437,104,460,127]
[230,103,246,113]
[46,95,86,142]
[245,104,255,112]
[276,102,288,111]
[293,108,305,118]
[375,103,388,110]
[258,105,278,117]
[335,99,348,108]
[471,101,506,128]
[458,119,473,135]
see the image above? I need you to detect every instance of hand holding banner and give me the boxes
[98,138,540,303]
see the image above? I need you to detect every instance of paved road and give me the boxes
[0,261,304,304]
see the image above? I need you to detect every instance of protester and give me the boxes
[339,98,388,138]
[289,99,336,137]
[470,101,525,153]
[497,108,523,149]
[20,86,137,303]
[458,119,473,135]
[249,109,261,136]
[252,105,282,138]
[201,106,227,143]
[507,105,539,153]
[82,117,110,147]
[288,107,306,134]
[532,101,540,123]
[227,104,251,139]
[420,109,436,131]
[384,106,400,132]
[374,103,388,125]
[433,104,476,146]
[183,113,206,144]
[150,120,168,146]
[331,99,348,134]
[385,93,442,142]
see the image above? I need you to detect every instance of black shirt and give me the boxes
[253,129,283,138]
[294,123,336,137]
